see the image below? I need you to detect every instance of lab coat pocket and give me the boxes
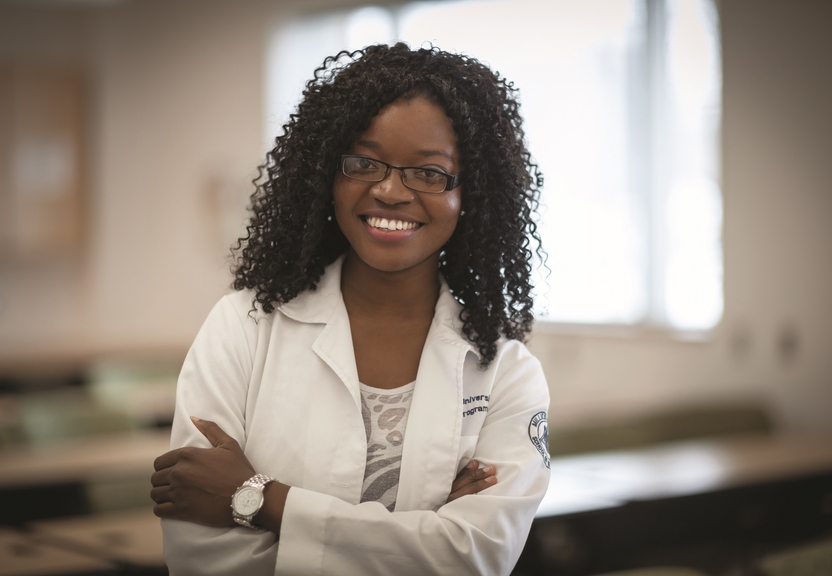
[456,435,479,474]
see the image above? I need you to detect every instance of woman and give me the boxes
[151,43,549,575]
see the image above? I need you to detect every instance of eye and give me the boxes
[411,167,446,184]
[345,156,383,175]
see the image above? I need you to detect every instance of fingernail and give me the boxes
[467,461,477,469]
[486,476,497,484]
[190,416,201,423]
[483,465,494,473]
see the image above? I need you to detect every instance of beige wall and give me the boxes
[0,0,830,429]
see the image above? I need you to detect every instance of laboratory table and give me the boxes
[517,432,832,575]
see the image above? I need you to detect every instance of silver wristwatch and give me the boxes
[231,473,275,528]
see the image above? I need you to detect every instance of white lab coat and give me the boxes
[162,256,550,576]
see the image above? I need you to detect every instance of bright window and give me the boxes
[266,0,723,332]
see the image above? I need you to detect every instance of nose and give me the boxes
[369,168,417,205]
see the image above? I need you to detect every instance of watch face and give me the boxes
[233,486,263,516]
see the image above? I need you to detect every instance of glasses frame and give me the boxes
[340,155,461,194]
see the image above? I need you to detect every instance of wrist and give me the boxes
[254,481,291,535]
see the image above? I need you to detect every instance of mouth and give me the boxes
[362,216,423,232]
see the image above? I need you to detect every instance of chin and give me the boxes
[349,247,440,275]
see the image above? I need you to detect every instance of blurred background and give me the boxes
[0,0,830,574]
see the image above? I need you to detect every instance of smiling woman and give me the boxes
[151,43,549,576]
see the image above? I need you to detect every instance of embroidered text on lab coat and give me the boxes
[462,394,490,417]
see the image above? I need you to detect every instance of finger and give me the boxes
[191,417,237,449]
[451,464,495,492]
[150,467,172,487]
[150,485,172,505]
[154,448,187,471]
[153,501,179,519]
[469,474,498,494]
[452,460,479,484]
[448,475,497,502]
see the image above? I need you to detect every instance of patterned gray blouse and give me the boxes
[359,381,416,512]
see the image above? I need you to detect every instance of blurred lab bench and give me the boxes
[0,429,170,489]
[0,508,165,576]
[517,432,832,575]
[0,429,170,524]
[0,429,169,575]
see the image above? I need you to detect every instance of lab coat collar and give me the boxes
[277,254,479,360]
[276,257,346,325]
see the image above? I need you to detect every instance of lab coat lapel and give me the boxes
[311,301,361,411]
[396,285,473,511]
[280,256,362,412]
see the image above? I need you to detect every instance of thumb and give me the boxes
[191,416,238,449]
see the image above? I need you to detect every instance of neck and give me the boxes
[340,250,441,320]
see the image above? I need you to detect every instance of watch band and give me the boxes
[231,473,275,528]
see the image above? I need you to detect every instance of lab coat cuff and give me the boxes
[275,487,329,574]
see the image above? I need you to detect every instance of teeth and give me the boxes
[366,217,419,231]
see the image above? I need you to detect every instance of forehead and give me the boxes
[354,96,459,165]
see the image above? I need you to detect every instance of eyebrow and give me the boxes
[354,139,456,164]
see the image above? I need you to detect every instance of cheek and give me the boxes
[441,189,463,226]
[332,180,355,231]
[448,189,462,214]
[331,177,346,209]
[428,189,462,246]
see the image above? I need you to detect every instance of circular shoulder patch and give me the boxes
[528,411,550,469]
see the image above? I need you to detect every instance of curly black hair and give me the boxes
[233,42,543,367]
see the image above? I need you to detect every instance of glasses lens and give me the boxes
[343,156,385,181]
[402,168,447,193]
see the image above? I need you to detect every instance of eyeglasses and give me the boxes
[340,155,461,194]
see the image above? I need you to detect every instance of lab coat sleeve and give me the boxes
[161,295,280,576]
[275,352,550,576]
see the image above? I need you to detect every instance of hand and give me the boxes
[447,460,497,503]
[151,417,256,527]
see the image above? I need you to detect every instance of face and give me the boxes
[333,96,462,275]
